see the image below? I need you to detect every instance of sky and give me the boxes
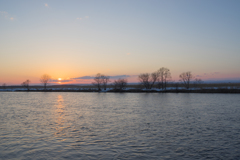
[0,0,240,85]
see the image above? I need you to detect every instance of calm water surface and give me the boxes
[0,92,240,159]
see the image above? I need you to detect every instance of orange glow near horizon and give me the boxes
[1,72,240,85]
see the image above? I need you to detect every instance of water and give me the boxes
[0,92,240,159]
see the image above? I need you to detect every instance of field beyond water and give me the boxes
[1,83,240,93]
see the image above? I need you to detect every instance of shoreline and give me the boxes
[1,89,240,93]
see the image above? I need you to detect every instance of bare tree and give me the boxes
[157,67,171,90]
[150,72,159,89]
[179,71,193,89]
[138,73,150,89]
[92,73,110,91]
[101,75,110,90]
[92,73,103,91]
[21,79,30,91]
[40,74,51,90]
[113,78,127,90]
[138,72,159,89]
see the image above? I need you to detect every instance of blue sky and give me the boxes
[0,0,240,84]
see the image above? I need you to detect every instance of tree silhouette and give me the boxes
[102,75,110,90]
[113,78,127,90]
[21,79,30,91]
[179,71,193,89]
[92,73,110,91]
[138,72,158,89]
[157,67,171,90]
[40,74,51,90]
[92,73,103,91]
[138,73,151,89]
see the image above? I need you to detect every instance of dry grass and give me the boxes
[128,83,240,89]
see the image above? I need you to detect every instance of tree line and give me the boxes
[92,73,127,91]
[1,68,202,90]
[90,67,201,90]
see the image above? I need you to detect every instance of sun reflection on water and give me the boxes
[54,95,67,140]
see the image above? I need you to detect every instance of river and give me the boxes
[0,92,240,159]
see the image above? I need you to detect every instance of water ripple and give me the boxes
[0,93,240,159]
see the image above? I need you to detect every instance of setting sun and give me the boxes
[58,78,61,81]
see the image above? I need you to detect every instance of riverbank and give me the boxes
[1,88,240,93]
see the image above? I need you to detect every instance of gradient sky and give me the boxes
[1,0,240,85]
